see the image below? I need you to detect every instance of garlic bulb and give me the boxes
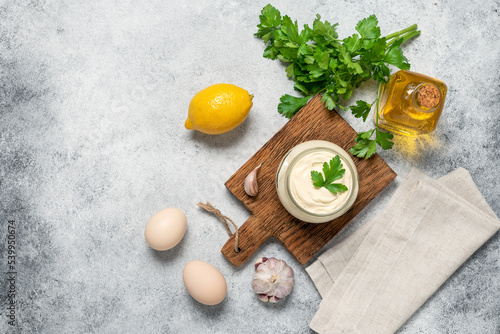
[244,164,261,197]
[251,257,294,303]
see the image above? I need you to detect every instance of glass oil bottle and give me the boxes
[375,70,447,135]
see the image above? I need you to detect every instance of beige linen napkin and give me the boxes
[306,168,500,334]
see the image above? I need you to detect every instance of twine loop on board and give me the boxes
[197,202,240,253]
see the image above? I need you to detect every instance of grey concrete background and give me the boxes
[0,0,499,333]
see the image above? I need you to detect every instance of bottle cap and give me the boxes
[417,84,441,109]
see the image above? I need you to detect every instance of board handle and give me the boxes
[221,215,271,267]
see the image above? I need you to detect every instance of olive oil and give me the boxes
[375,70,447,135]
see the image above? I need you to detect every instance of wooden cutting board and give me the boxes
[222,95,396,266]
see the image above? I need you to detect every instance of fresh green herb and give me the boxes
[349,82,394,158]
[310,155,348,194]
[255,4,420,158]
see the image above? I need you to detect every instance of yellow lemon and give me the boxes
[185,83,253,135]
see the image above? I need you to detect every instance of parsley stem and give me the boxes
[313,87,327,95]
[375,81,382,129]
[383,24,418,40]
[386,30,421,48]
[400,30,421,43]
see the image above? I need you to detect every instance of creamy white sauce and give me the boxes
[289,151,352,214]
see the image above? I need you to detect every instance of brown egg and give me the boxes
[145,208,187,251]
[182,260,227,305]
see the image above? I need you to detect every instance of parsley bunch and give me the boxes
[255,4,420,158]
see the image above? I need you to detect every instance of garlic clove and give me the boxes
[254,257,268,270]
[244,164,261,197]
[268,296,280,303]
[258,294,269,302]
[251,257,294,303]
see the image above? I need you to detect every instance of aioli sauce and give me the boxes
[276,140,359,223]
[289,151,352,214]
